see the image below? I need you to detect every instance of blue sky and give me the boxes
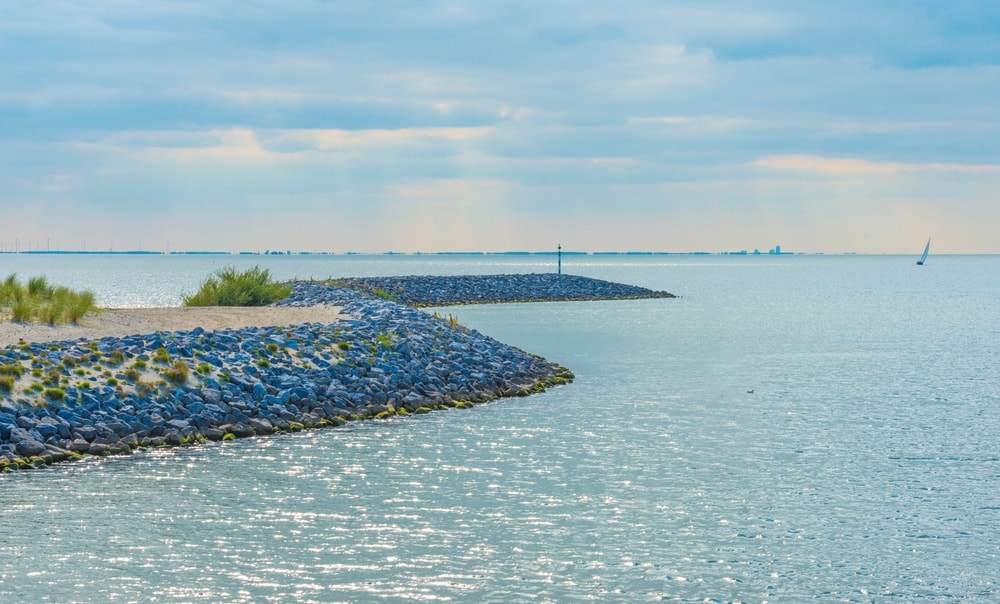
[1,1,998,254]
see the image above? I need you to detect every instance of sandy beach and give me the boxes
[0,306,344,348]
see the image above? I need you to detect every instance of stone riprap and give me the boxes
[0,281,573,471]
[330,273,675,307]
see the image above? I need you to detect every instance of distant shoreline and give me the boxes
[2,249,806,256]
[6,250,986,257]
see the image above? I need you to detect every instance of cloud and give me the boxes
[260,126,493,153]
[753,155,1000,176]
[1,1,999,253]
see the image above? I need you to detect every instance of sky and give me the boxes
[1,1,998,254]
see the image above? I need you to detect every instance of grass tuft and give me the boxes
[162,361,190,385]
[183,265,292,307]
[0,273,100,325]
[44,387,65,401]
[152,347,171,365]
[0,364,24,377]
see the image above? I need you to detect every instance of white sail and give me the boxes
[917,239,930,265]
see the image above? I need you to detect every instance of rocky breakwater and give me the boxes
[0,282,573,471]
[332,273,676,306]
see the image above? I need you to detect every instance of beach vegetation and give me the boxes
[44,387,65,401]
[0,376,14,393]
[27,276,49,297]
[0,273,100,325]
[196,362,212,375]
[0,364,23,377]
[431,311,465,330]
[370,286,399,302]
[106,350,126,365]
[42,302,63,325]
[133,358,147,369]
[162,361,189,385]
[67,291,97,323]
[152,347,170,364]
[183,265,292,307]
[11,298,35,323]
[43,370,61,387]
[135,381,154,398]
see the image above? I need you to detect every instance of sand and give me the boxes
[0,306,344,348]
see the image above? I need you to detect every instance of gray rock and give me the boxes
[248,418,273,435]
[201,388,222,405]
[15,439,47,457]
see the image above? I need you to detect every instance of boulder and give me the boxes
[201,388,222,405]
[248,418,274,435]
[15,439,47,457]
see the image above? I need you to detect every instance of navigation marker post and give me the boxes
[557,244,562,276]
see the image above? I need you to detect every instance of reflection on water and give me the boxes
[1,254,997,602]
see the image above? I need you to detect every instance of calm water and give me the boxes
[0,254,997,602]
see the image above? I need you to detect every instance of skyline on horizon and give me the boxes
[0,241,949,257]
[2,1,998,255]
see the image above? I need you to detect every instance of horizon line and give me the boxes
[0,249,990,257]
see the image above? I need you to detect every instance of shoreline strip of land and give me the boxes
[0,274,673,471]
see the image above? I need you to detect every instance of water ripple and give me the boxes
[2,255,998,602]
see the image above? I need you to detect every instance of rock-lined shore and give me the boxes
[332,272,675,306]
[0,274,673,471]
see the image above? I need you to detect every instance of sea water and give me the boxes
[0,253,997,602]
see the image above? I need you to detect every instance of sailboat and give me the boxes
[916,238,930,265]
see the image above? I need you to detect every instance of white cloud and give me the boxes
[754,155,1000,176]
[628,115,761,132]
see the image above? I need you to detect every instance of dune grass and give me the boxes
[183,265,292,307]
[0,273,100,325]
